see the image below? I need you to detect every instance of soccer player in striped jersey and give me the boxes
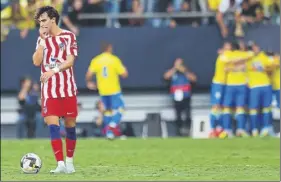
[32,6,78,174]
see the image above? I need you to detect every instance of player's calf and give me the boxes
[64,118,77,173]
[222,107,233,135]
[45,116,65,173]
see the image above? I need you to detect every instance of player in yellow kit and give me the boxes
[221,42,253,137]
[247,43,273,137]
[85,42,128,139]
[209,42,232,138]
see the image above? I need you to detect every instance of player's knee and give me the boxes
[223,107,231,114]
[249,109,258,115]
[64,117,76,128]
[44,116,60,126]
[211,105,221,110]
[65,127,76,140]
[236,107,245,113]
[262,107,271,114]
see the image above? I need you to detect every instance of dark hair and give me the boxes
[231,41,240,50]
[101,42,112,52]
[34,6,60,25]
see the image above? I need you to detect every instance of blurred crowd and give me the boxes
[1,0,280,41]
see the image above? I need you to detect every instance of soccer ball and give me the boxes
[20,153,42,174]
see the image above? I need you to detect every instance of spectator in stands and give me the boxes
[129,0,145,26]
[104,0,121,28]
[86,0,106,27]
[1,0,33,40]
[61,0,85,35]
[169,0,201,27]
[216,0,243,38]
[235,0,264,37]
[269,0,280,24]
[17,76,42,138]
[163,58,197,136]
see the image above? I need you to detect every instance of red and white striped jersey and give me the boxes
[36,29,78,99]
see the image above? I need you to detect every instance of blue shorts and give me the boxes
[248,86,272,109]
[210,83,225,106]
[273,89,280,108]
[101,93,125,110]
[223,85,248,107]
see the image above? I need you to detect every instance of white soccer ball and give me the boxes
[20,153,42,174]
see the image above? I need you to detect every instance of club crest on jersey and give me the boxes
[58,42,65,51]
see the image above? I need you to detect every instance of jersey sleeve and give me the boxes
[88,58,97,73]
[114,57,126,75]
[66,33,78,56]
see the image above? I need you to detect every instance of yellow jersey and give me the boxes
[226,50,252,85]
[247,52,272,88]
[88,52,126,96]
[208,0,222,11]
[212,51,231,84]
[269,56,280,90]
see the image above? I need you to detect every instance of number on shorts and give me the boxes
[102,66,108,77]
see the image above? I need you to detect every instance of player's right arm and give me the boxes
[85,58,97,90]
[32,28,48,66]
[32,38,44,66]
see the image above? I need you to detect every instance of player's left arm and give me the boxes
[115,57,128,78]
[85,59,97,90]
[57,54,76,72]
[57,33,78,72]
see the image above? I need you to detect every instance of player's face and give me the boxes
[38,12,56,33]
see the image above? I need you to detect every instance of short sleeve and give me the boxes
[66,33,78,56]
[114,57,126,75]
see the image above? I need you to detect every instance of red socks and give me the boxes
[66,138,76,158]
[51,139,64,161]
[50,125,77,162]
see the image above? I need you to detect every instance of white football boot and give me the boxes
[50,161,67,174]
[65,157,75,174]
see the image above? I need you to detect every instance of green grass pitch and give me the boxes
[1,138,280,181]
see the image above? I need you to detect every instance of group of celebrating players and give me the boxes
[209,40,280,138]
